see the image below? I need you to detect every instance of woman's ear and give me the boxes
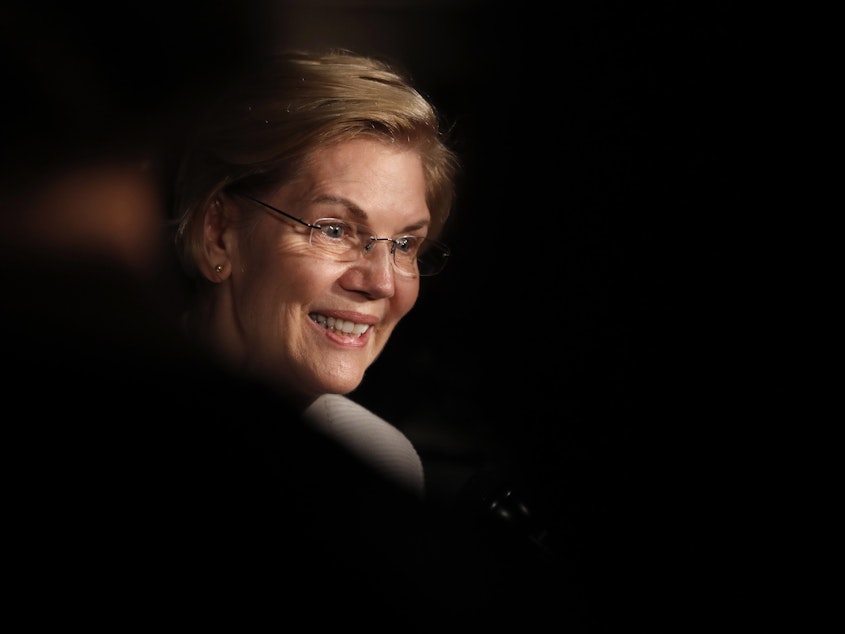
[198,194,236,282]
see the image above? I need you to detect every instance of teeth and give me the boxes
[310,313,370,337]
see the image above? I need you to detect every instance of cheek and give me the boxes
[239,223,315,281]
[241,227,307,270]
[235,234,322,311]
[256,254,328,307]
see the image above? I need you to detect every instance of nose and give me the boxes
[363,237,396,255]
[344,239,396,297]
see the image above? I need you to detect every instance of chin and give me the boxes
[317,372,365,396]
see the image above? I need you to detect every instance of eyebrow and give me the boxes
[312,195,430,234]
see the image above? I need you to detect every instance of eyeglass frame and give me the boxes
[235,193,450,277]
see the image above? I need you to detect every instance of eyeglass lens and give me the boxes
[309,219,447,276]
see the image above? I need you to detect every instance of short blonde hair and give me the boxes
[171,50,459,279]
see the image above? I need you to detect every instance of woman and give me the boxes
[170,50,459,496]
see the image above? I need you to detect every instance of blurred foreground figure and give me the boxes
[1,0,275,280]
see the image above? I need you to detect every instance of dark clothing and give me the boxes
[2,251,566,632]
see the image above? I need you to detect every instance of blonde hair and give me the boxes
[171,49,459,279]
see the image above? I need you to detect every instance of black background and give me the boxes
[272,0,743,622]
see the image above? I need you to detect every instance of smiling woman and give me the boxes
[170,50,460,495]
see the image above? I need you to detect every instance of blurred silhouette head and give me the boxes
[0,0,279,276]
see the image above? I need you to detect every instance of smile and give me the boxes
[309,313,370,337]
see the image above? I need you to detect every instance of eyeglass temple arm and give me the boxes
[237,193,314,228]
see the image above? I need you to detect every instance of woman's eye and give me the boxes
[394,237,416,255]
[321,222,348,240]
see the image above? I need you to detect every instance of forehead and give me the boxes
[298,138,427,212]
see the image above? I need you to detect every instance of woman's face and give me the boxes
[205,138,428,406]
